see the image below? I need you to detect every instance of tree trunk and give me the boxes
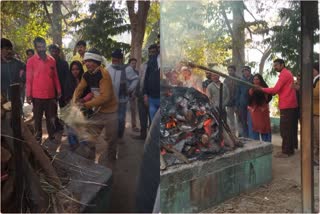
[127,1,150,68]
[231,1,245,76]
[52,1,62,47]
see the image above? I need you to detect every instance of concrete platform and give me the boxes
[53,150,112,213]
[160,141,273,213]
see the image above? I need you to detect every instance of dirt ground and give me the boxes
[23,103,145,213]
[204,134,320,213]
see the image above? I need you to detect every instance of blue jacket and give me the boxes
[235,75,253,108]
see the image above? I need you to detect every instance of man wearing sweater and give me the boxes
[72,48,118,168]
[261,59,298,158]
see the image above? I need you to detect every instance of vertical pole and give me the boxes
[11,83,24,211]
[300,1,317,212]
[219,83,223,143]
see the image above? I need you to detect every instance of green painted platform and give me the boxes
[160,141,273,213]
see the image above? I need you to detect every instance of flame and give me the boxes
[166,118,177,129]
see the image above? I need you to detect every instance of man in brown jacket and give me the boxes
[72,48,118,169]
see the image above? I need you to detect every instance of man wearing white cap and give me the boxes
[72,48,118,169]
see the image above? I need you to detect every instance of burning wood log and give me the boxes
[160,86,243,168]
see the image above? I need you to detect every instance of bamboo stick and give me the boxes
[182,61,258,88]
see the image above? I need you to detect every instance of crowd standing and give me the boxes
[1,36,160,170]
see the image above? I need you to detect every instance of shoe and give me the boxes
[132,127,140,132]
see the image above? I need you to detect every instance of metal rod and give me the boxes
[11,83,24,211]
[182,61,257,88]
[300,1,316,212]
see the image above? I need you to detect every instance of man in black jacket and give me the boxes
[49,44,69,108]
[1,38,25,103]
[143,44,160,121]
[48,44,69,133]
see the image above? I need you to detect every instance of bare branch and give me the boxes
[42,1,53,26]
[246,26,253,39]
[61,1,71,15]
[220,5,234,39]
[243,4,258,22]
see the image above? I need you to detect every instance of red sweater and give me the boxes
[26,54,61,99]
[262,68,297,110]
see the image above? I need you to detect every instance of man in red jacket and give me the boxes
[26,37,61,143]
[260,59,298,158]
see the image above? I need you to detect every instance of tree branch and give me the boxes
[220,5,234,39]
[259,45,272,74]
[244,4,258,22]
[127,1,137,22]
[246,26,253,39]
[42,1,53,26]
[61,1,71,15]
[245,20,268,27]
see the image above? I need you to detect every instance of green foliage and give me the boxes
[265,1,319,76]
[74,1,130,59]
[143,2,160,59]
[1,1,51,61]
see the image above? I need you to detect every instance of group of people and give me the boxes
[165,59,319,162]
[1,36,160,169]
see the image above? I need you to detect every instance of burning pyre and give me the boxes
[160,86,243,169]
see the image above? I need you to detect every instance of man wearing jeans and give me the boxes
[143,44,160,121]
[26,37,61,143]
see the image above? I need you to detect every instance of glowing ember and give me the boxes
[196,111,206,116]
[203,118,213,135]
[166,118,177,129]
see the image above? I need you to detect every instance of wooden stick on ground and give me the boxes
[162,144,190,164]
[20,119,62,189]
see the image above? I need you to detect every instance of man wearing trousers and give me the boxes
[261,59,298,158]
[26,37,61,143]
